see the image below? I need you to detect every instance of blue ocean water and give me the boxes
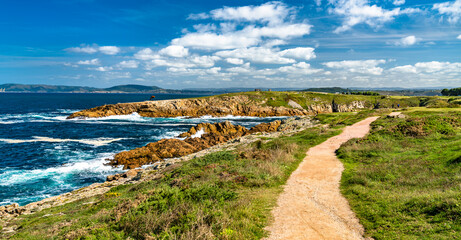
[0,93,284,206]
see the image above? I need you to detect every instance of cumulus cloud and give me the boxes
[457,34,461,39]
[209,1,292,25]
[190,55,221,68]
[117,60,139,69]
[280,47,316,60]
[92,66,113,72]
[66,46,98,54]
[66,45,120,55]
[77,58,100,65]
[433,0,461,23]
[98,46,120,55]
[134,48,161,60]
[215,47,295,64]
[278,62,322,74]
[226,63,252,73]
[159,45,189,58]
[323,59,386,75]
[394,35,419,46]
[393,0,405,6]
[173,2,311,50]
[226,58,244,65]
[329,0,419,33]
[390,61,461,73]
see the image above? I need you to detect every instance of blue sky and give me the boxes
[0,0,460,89]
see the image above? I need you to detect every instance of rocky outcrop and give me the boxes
[110,120,283,169]
[68,95,310,119]
[67,94,369,119]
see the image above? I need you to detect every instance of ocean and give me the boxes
[0,93,284,206]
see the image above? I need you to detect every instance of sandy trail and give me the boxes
[265,117,379,240]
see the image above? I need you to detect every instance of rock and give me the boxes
[106,174,121,182]
[288,100,303,109]
[109,120,292,169]
[123,169,141,178]
[249,120,282,133]
[67,95,369,120]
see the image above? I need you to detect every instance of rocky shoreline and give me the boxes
[0,116,318,230]
[67,94,367,119]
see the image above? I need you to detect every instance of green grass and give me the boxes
[200,91,423,110]
[337,111,461,239]
[4,111,377,240]
[7,112,379,239]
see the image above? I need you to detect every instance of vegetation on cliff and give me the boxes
[68,91,421,119]
[338,110,461,239]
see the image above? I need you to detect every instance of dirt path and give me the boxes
[265,117,379,240]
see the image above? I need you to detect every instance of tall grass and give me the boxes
[338,111,461,239]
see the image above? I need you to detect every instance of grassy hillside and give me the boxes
[338,110,461,239]
[219,91,426,109]
[2,112,378,239]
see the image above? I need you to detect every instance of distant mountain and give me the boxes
[0,83,98,93]
[104,84,162,93]
[0,84,207,94]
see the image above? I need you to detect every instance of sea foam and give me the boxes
[0,137,125,147]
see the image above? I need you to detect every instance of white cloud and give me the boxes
[389,65,417,73]
[330,0,419,33]
[117,60,139,69]
[77,58,100,65]
[159,45,189,58]
[394,35,419,46]
[150,59,195,69]
[390,61,461,73]
[190,55,220,68]
[66,46,98,54]
[226,63,252,73]
[323,59,386,75]
[278,62,322,74]
[92,66,113,72]
[99,46,120,55]
[134,48,161,60]
[209,1,292,25]
[242,24,312,39]
[226,58,244,65]
[173,2,311,50]
[280,47,316,60]
[187,12,209,20]
[457,34,461,39]
[172,32,260,50]
[393,0,405,6]
[215,47,295,64]
[433,0,461,23]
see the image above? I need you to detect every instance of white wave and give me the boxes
[0,120,23,124]
[76,112,148,122]
[191,128,205,138]
[0,153,123,187]
[0,137,125,147]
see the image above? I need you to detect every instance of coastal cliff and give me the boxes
[67,92,387,119]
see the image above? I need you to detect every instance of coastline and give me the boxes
[0,116,317,225]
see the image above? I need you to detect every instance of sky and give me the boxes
[0,0,460,89]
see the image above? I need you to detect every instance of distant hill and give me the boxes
[301,87,442,96]
[0,84,209,94]
[0,84,98,93]
[302,87,350,93]
[104,84,161,93]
